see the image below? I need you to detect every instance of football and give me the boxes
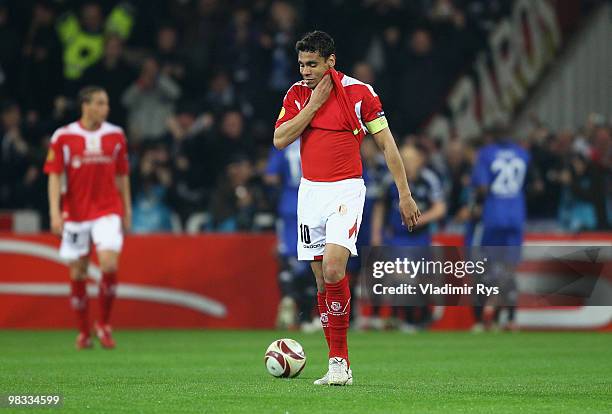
[264,338,307,378]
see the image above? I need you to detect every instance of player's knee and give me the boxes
[322,260,344,283]
[69,264,87,281]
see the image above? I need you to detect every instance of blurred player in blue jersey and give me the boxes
[471,131,530,331]
[372,145,446,331]
[265,139,316,330]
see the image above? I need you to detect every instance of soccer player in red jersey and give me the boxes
[44,86,131,350]
[274,31,421,385]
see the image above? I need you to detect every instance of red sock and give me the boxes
[325,276,351,365]
[70,279,89,335]
[317,292,331,350]
[99,272,117,325]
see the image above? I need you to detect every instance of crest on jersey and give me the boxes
[277,107,286,121]
[330,301,341,312]
[71,156,82,169]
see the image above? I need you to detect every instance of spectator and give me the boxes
[122,56,181,142]
[588,126,611,229]
[156,24,193,97]
[0,2,19,100]
[165,104,215,220]
[202,70,238,114]
[264,1,299,91]
[397,28,446,134]
[56,2,133,87]
[0,101,33,208]
[558,153,599,232]
[131,144,174,233]
[351,61,376,85]
[19,0,63,120]
[444,139,473,224]
[221,8,267,118]
[82,35,135,127]
[183,0,227,76]
[209,110,253,183]
[208,154,266,232]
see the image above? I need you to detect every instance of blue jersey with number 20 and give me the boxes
[471,140,530,229]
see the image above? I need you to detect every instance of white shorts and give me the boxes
[59,214,123,261]
[297,178,366,261]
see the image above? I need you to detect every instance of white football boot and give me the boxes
[327,357,351,386]
[313,367,353,385]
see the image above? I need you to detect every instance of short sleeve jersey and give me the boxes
[471,141,530,228]
[43,121,129,222]
[275,73,388,182]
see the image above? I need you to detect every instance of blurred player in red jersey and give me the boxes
[44,86,131,350]
[274,31,421,385]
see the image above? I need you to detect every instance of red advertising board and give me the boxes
[0,232,610,330]
[0,234,280,329]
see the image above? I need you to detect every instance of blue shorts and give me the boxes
[481,226,523,265]
[481,226,523,246]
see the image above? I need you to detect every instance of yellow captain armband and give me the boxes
[365,116,388,134]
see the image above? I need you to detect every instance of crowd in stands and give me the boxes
[0,0,609,232]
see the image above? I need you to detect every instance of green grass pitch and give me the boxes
[1,330,611,413]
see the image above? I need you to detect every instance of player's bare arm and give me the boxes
[372,127,421,230]
[117,175,132,232]
[48,173,63,236]
[273,74,332,149]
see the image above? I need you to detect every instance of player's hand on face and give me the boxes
[50,213,64,236]
[309,74,332,110]
[399,195,421,232]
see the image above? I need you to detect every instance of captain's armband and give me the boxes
[365,116,389,134]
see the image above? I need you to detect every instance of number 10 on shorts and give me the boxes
[300,224,311,245]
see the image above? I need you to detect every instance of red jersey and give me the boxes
[275,72,388,182]
[43,121,129,222]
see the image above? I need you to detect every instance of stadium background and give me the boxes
[0,0,610,331]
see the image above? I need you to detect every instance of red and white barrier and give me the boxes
[0,232,610,330]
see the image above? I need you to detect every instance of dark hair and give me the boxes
[295,30,335,59]
[78,85,105,108]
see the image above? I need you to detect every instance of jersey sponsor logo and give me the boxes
[277,107,286,120]
[81,154,113,164]
[72,154,114,168]
[303,243,325,249]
